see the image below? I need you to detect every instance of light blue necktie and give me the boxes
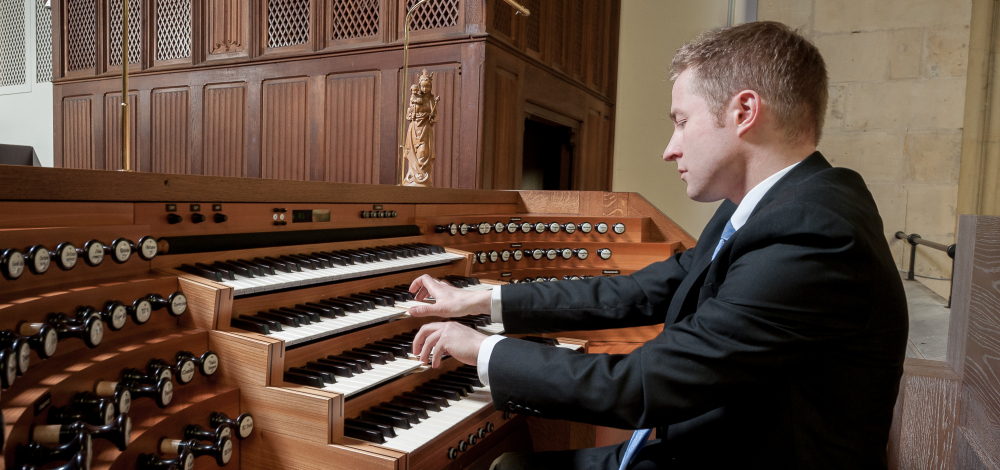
[618,220,736,470]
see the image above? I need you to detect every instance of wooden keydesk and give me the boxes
[0,166,693,469]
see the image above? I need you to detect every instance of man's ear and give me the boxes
[732,90,760,137]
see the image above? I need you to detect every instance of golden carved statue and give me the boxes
[402,70,440,187]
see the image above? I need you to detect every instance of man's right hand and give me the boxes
[407,274,492,318]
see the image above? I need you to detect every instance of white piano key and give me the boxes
[320,358,424,397]
[377,386,494,453]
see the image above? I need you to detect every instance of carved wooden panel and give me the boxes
[35,0,52,82]
[328,0,379,41]
[261,78,309,180]
[206,0,247,56]
[573,107,607,191]
[109,0,142,66]
[104,92,139,171]
[571,0,583,78]
[62,96,93,169]
[548,0,564,70]
[155,0,191,61]
[203,83,246,177]
[406,65,460,188]
[491,69,518,189]
[66,0,95,72]
[525,0,539,51]
[151,87,190,174]
[491,0,511,37]
[325,72,379,183]
[406,0,459,31]
[267,0,310,48]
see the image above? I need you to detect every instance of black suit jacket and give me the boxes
[489,152,908,469]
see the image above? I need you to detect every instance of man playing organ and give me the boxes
[407,21,908,470]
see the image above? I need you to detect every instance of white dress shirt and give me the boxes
[475,161,801,386]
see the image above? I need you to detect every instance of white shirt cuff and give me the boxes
[490,285,503,323]
[477,335,506,387]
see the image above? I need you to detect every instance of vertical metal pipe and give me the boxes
[120,0,130,172]
[907,243,917,281]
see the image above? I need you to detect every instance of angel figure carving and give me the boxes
[402,70,441,187]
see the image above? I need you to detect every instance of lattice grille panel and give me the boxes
[110,0,142,65]
[406,0,458,31]
[67,0,95,71]
[492,0,510,36]
[35,0,51,82]
[0,0,26,87]
[156,0,191,60]
[525,0,539,50]
[330,0,378,40]
[268,0,310,48]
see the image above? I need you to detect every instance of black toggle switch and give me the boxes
[190,213,206,224]
[167,213,183,224]
[214,213,228,223]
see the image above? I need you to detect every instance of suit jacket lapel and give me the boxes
[663,152,833,326]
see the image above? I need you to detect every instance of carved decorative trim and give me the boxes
[207,0,245,55]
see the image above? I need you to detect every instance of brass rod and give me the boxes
[120,0,130,172]
[398,0,430,185]
[502,0,530,16]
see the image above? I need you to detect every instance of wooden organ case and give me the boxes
[0,166,694,469]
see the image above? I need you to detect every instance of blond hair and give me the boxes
[670,21,828,145]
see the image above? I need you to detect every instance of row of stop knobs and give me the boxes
[437,221,626,236]
[447,421,496,459]
[1,236,158,281]
[472,247,611,264]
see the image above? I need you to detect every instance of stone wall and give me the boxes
[759,0,973,298]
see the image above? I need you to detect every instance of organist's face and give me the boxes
[662,69,743,203]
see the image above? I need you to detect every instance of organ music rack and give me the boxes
[0,166,694,469]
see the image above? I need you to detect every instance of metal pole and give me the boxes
[120,0,130,172]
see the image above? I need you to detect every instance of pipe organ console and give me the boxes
[0,166,694,469]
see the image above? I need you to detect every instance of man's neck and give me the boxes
[730,144,816,205]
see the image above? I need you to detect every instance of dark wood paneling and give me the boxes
[203,82,247,177]
[205,0,250,60]
[325,71,380,183]
[103,92,139,171]
[61,96,94,169]
[261,77,310,180]
[150,87,190,174]
[490,68,519,189]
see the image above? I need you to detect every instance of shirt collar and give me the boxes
[730,161,800,231]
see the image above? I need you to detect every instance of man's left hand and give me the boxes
[413,322,488,368]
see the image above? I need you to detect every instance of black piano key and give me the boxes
[341,296,374,310]
[240,258,275,275]
[319,299,360,313]
[263,256,298,272]
[344,424,385,444]
[379,338,413,349]
[307,361,353,377]
[271,308,311,325]
[412,386,456,402]
[214,261,252,278]
[289,367,335,384]
[449,372,484,387]
[371,406,419,425]
[355,347,395,362]
[332,297,368,311]
[315,252,348,266]
[328,355,371,370]
[296,303,339,319]
[342,249,375,263]
[361,411,410,429]
[352,293,390,307]
[279,307,319,323]
[230,317,270,334]
[456,365,480,375]
[342,350,385,365]
[373,288,410,302]
[346,418,396,438]
[424,381,468,397]
[381,402,429,420]
[178,264,223,282]
[430,378,473,394]
[299,254,331,269]
[444,373,483,387]
[393,396,442,412]
[402,391,449,408]
[256,311,300,328]
[243,314,282,332]
[522,336,559,346]
[330,251,361,264]
[280,255,316,270]
[316,358,360,374]
[304,302,345,317]
[196,262,235,280]
[370,342,407,357]
[283,371,324,388]
[228,259,263,276]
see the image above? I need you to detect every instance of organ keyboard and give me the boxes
[0,166,692,470]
